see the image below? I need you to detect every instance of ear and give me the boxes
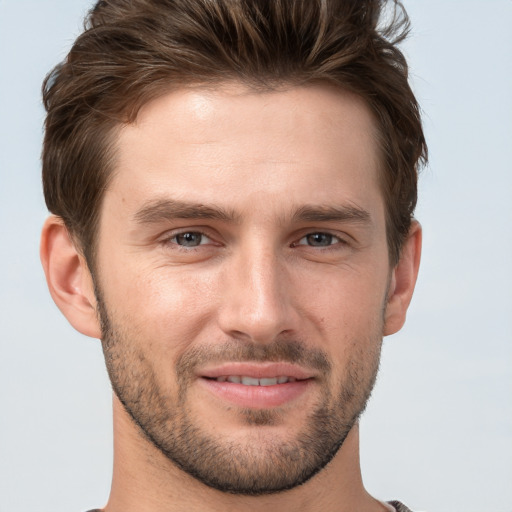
[40,216,102,339]
[383,220,422,336]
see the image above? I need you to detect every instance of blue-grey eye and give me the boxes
[173,232,206,247]
[299,233,336,247]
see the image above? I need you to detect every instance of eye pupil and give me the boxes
[176,232,202,247]
[307,233,333,246]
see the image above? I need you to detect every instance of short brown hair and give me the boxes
[42,0,427,266]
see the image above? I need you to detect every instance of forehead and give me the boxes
[105,83,382,220]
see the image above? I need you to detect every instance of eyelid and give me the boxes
[157,227,350,248]
[293,231,349,247]
[173,232,212,245]
[160,228,218,247]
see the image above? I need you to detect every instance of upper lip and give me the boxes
[198,362,316,380]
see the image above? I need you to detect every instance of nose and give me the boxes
[216,244,298,344]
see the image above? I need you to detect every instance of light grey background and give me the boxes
[0,1,511,511]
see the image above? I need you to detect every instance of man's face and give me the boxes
[94,83,391,494]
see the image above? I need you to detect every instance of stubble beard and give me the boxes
[96,293,383,495]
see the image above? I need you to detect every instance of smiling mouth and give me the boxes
[206,376,301,386]
[197,361,316,408]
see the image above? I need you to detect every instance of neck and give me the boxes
[103,396,388,512]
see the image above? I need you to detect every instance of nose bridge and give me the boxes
[218,238,293,343]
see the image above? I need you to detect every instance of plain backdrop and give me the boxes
[0,1,511,511]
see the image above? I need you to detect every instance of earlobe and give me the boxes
[383,221,422,336]
[40,216,102,339]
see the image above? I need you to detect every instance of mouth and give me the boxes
[207,375,300,385]
[197,363,315,409]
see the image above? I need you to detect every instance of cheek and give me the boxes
[296,266,388,359]
[100,259,219,355]
[297,262,389,322]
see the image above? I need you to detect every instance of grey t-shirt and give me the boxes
[388,501,414,512]
[87,502,413,511]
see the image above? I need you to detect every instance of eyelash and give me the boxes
[293,232,346,248]
[161,230,348,250]
[163,230,215,249]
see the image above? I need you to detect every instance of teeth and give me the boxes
[216,375,295,385]
[259,378,278,386]
[241,376,260,386]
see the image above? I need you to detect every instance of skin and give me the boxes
[41,83,421,512]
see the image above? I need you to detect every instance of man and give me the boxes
[40,0,426,510]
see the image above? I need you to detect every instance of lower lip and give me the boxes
[198,378,312,408]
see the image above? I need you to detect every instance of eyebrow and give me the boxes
[292,204,371,224]
[133,198,240,224]
[133,198,371,227]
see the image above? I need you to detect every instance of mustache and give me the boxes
[176,339,332,379]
